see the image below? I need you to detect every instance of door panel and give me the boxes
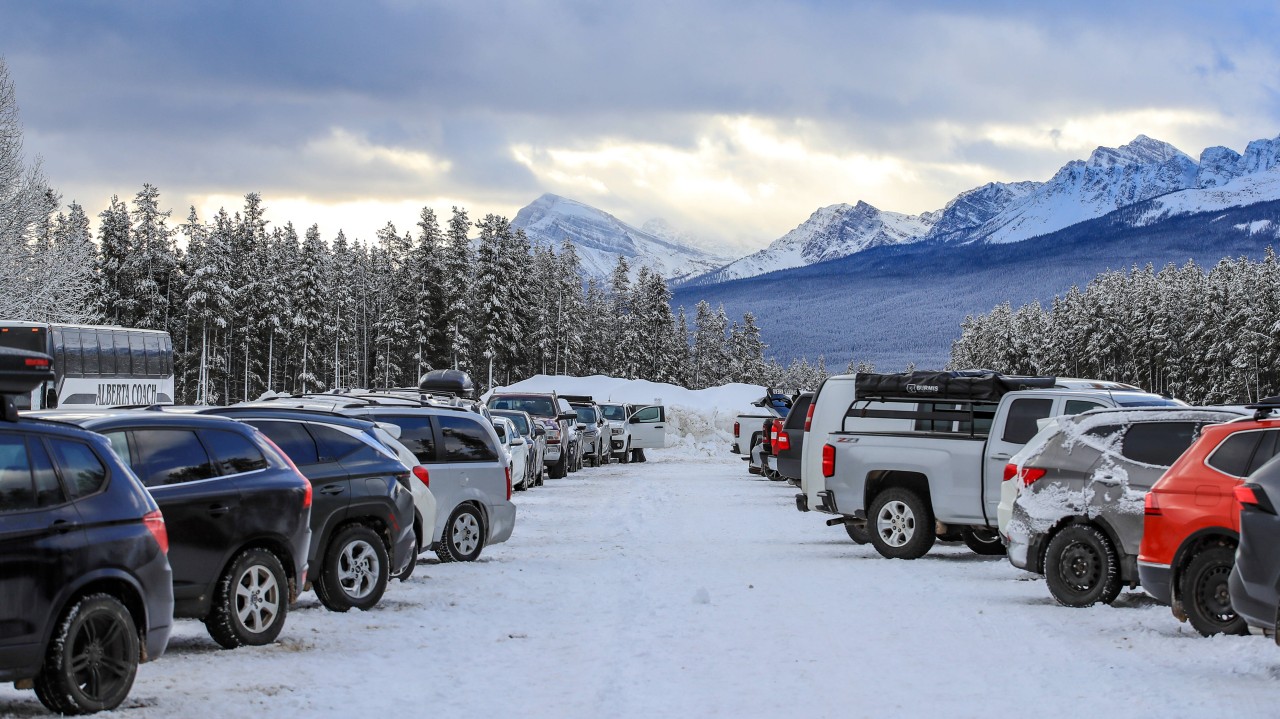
[628,405,667,449]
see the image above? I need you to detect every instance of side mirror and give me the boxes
[512,437,526,446]
[534,426,546,437]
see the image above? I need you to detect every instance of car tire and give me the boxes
[549,452,568,479]
[206,547,289,649]
[316,525,389,612]
[619,441,631,464]
[1181,544,1248,636]
[1043,524,1120,607]
[844,522,871,545]
[867,488,935,559]
[961,526,1007,556]
[34,593,139,715]
[435,504,486,562]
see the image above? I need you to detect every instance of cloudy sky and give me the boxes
[3,0,1279,254]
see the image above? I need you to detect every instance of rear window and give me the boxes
[49,437,109,497]
[132,429,217,486]
[246,420,320,466]
[378,414,435,463]
[600,405,626,421]
[1001,398,1054,444]
[1120,422,1200,466]
[307,424,368,462]
[784,395,814,429]
[0,432,36,511]
[437,415,498,462]
[203,429,269,475]
[500,413,530,435]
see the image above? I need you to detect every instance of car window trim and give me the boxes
[1204,427,1277,479]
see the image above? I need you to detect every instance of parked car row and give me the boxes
[1,357,676,715]
[781,368,1280,644]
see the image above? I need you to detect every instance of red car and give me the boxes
[1138,409,1280,635]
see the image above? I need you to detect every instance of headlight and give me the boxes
[612,427,623,435]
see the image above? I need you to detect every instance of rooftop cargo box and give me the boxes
[419,369,475,398]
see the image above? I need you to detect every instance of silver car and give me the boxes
[1006,406,1246,607]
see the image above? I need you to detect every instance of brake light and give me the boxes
[505,466,512,500]
[734,421,740,438]
[775,430,791,452]
[24,357,49,367]
[771,419,783,442]
[412,465,430,487]
[822,444,835,478]
[302,479,312,508]
[1003,463,1017,482]
[143,509,169,554]
[804,402,816,432]
[1002,463,1045,486]
[1235,483,1276,514]
[1144,492,1162,516]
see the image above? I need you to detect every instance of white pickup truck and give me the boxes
[731,389,797,474]
[797,370,1182,559]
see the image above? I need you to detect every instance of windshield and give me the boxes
[488,396,555,417]
[600,404,626,421]
[0,325,48,354]
[494,411,530,435]
[574,407,597,423]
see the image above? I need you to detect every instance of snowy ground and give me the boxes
[4,451,1279,718]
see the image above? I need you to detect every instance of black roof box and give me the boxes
[419,369,475,399]
[560,395,595,404]
[0,347,54,396]
[854,369,1055,402]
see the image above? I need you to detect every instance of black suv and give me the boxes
[0,349,173,714]
[40,410,313,650]
[203,407,416,612]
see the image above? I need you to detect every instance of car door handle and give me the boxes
[49,518,74,533]
[207,504,231,517]
[318,484,346,495]
[654,425,664,429]
[991,453,1011,460]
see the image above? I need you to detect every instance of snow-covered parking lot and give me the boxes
[3,451,1278,718]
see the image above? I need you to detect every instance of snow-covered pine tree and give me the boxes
[442,207,473,370]
[181,207,234,404]
[411,206,447,376]
[294,224,329,393]
[93,196,132,324]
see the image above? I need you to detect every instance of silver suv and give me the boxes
[1006,406,1246,607]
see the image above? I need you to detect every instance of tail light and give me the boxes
[505,466,512,500]
[804,402,816,432]
[775,430,791,452]
[143,509,169,554]
[734,421,740,438]
[1235,483,1276,514]
[821,444,835,478]
[24,357,49,367]
[1003,463,1017,482]
[412,465,430,487]
[771,419,783,443]
[1002,463,1045,486]
[1144,492,1162,516]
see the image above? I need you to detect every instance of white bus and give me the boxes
[0,322,175,409]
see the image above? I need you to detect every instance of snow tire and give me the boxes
[1043,524,1120,607]
[34,593,139,715]
[206,547,289,648]
[316,524,389,612]
[1181,544,1248,637]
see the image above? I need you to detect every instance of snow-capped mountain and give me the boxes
[964,135,1200,245]
[1138,136,1280,224]
[923,181,1041,243]
[686,201,938,285]
[512,194,730,281]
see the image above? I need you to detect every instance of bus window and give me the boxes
[80,330,101,376]
[144,334,161,377]
[98,329,116,374]
[129,333,146,378]
[50,326,66,373]
[113,332,131,374]
[63,329,84,377]
[162,335,174,376]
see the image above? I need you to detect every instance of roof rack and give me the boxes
[1245,395,1280,421]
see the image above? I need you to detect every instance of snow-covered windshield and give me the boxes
[600,404,626,421]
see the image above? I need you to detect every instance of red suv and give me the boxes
[1138,409,1280,635]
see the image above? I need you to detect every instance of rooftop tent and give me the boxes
[854,369,1055,402]
[419,369,475,399]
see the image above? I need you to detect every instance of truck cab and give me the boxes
[799,371,1180,559]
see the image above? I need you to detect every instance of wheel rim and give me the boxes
[68,609,133,703]
[1057,540,1101,592]
[337,539,380,599]
[235,564,281,633]
[876,500,916,547]
[1195,563,1237,625]
[451,512,481,556]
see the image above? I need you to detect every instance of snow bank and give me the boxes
[485,375,767,457]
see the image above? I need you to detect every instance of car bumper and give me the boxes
[611,437,627,452]
[544,445,562,462]
[1006,531,1043,573]
[1228,565,1276,632]
[1138,561,1173,605]
[487,501,517,545]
